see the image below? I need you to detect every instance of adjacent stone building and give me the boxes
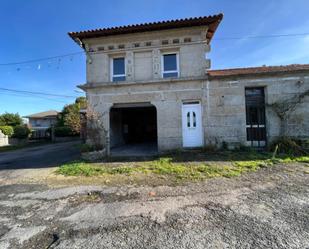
[69,14,309,155]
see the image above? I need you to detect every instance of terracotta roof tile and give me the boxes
[68,14,223,43]
[208,64,309,78]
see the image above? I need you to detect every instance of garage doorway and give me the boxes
[110,103,158,156]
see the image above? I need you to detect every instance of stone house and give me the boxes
[69,14,309,155]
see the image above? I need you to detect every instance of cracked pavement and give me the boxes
[0,163,308,248]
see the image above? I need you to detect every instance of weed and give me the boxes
[56,152,309,182]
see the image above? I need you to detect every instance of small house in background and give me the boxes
[24,110,59,139]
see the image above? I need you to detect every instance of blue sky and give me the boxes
[0,0,309,116]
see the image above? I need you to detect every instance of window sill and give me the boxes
[79,76,206,89]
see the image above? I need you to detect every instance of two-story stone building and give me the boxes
[69,14,309,156]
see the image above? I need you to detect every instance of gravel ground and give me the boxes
[0,163,308,248]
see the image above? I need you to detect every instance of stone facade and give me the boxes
[73,18,309,154]
[207,72,309,147]
[0,130,9,147]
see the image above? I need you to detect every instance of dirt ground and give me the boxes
[0,162,308,249]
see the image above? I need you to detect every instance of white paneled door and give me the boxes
[182,103,203,148]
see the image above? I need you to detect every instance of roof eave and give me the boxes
[208,69,309,79]
[68,14,223,44]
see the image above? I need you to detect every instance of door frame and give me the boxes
[244,87,267,147]
[181,101,204,148]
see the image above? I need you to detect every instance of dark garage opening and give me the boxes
[110,104,158,156]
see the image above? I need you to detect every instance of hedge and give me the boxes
[12,125,31,139]
[0,125,14,137]
[54,126,75,137]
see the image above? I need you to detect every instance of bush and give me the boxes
[202,144,218,152]
[54,126,75,137]
[0,113,22,126]
[80,143,95,153]
[221,141,228,150]
[269,137,308,157]
[0,126,14,137]
[12,125,31,139]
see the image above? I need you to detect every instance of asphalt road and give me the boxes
[0,162,308,249]
[0,141,81,170]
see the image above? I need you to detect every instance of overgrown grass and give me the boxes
[56,153,309,182]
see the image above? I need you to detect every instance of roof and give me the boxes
[208,64,309,78]
[24,110,59,119]
[68,14,223,43]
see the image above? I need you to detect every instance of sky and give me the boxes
[0,0,309,116]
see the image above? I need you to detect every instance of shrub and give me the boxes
[221,141,228,150]
[0,113,22,126]
[80,143,94,153]
[0,126,14,137]
[54,126,75,137]
[269,137,308,157]
[12,125,31,139]
[202,144,218,152]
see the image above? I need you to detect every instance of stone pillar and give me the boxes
[126,51,134,81]
[152,48,161,79]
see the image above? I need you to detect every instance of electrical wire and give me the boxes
[0,92,69,103]
[1,32,309,66]
[0,87,78,98]
[0,52,83,66]
[213,32,309,40]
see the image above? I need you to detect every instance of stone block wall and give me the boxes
[207,73,309,147]
[0,130,9,147]
[85,72,309,154]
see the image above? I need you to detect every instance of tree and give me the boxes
[57,97,87,135]
[75,96,87,108]
[0,113,23,126]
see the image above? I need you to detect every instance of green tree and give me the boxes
[0,113,23,126]
[75,96,87,108]
[57,97,87,135]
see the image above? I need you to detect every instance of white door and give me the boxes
[182,103,203,147]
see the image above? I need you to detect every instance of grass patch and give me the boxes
[56,152,309,184]
[56,162,107,176]
[294,156,309,163]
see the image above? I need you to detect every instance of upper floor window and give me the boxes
[111,57,126,82]
[162,53,179,78]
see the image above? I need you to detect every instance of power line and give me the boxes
[214,32,309,40]
[0,32,308,66]
[0,51,83,66]
[0,87,78,98]
[0,92,68,103]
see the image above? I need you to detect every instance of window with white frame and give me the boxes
[162,53,179,78]
[111,57,126,82]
